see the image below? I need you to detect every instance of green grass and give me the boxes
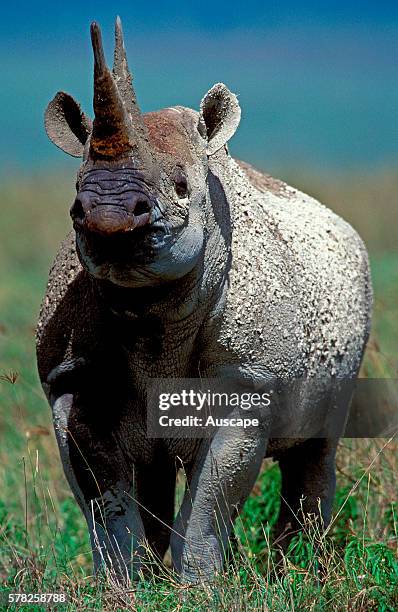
[0,171,397,610]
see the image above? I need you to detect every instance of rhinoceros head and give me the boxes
[45,18,241,288]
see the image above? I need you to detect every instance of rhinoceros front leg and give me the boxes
[170,406,270,583]
[51,393,145,583]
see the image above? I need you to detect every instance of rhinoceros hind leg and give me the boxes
[136,463,176,568]
[273,437,339,562]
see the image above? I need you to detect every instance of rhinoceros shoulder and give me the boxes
[36,232,103,383]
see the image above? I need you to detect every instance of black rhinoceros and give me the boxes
[36,18,372,583]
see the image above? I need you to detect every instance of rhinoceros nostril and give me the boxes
[70,197,85,220]
[134,198,151,216]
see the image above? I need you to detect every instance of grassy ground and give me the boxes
[0,170,397,610]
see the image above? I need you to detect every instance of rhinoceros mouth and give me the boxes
[79,205,151,235]
[75,214,172,267]
[75,213,203,287]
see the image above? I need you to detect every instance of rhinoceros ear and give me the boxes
[45,92,92,157]
[198,83,241,156]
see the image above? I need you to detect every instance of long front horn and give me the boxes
[90,21,134,158]
[113,16,144,129]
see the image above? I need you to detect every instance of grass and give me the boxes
[0,169,397,610]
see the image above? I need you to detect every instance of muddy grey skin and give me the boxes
[37,18,372,583]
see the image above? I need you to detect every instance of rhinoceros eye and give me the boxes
[173,167,189,198]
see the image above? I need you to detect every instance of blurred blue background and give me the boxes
[1,0,398,174]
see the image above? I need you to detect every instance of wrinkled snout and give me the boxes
[71,190,153,236]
